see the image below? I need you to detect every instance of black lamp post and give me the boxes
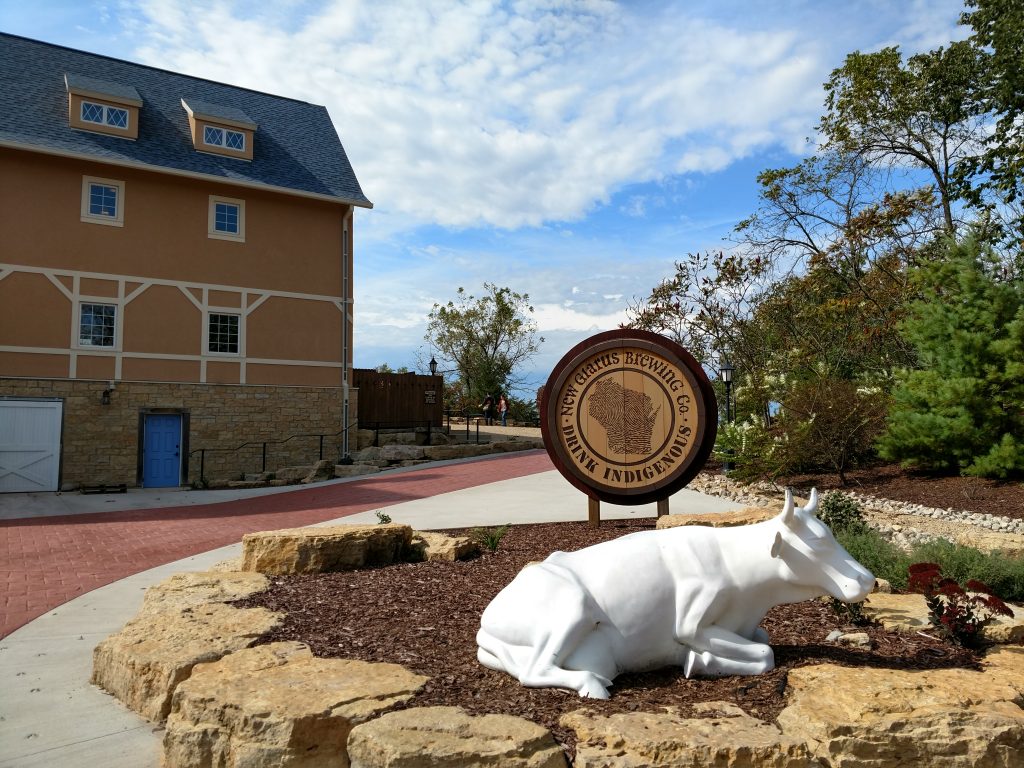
[719,361,735,473]
[719,361,735,424]
[429,356,438,376]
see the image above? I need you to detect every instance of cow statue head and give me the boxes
[769,488,875,604]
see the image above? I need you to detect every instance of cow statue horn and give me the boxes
[805,487,819,516]
[780,489,795,527]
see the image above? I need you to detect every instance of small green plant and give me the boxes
[907,562,1013,647]
[819,492,867,534]
[470,524,511,552]
[375,510,392,524]
[830,597,868,625]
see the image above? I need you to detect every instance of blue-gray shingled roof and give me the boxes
[0,33,371,207]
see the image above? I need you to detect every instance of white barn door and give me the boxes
[0,400,63,492]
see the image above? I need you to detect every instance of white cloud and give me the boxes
[125,0,835,230]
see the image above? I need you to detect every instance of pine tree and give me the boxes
[877,238,1024,477]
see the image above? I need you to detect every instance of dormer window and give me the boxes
[203,125,245,152]
[65,74,141,140]
[181,98,256,161]
[81,101,129,129]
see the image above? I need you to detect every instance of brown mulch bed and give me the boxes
[235,518,979,760]
[770,463,1024,520]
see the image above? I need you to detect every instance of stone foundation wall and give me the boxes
[0,378,358,489]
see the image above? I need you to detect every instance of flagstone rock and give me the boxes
[163,642,428,768]
[562,702,819,767]
[303,459,337,483]
[776,648,1024,767]
[409,531,479,562]
[422,444,494,461]
[140,570,270,612]
[380,445,425,462]
[347,706,566,768]
[656,505,776,529]
[241,523,413,575]
[91,602,282,722]
[862,592,1024,642]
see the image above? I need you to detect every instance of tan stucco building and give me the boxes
[0,34,372,491]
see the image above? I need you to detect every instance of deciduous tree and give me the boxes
[425,283,542,405]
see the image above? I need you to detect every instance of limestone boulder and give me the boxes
[275,465,312,483]
[422,444,493,461]
[380,445,425,462]
[776,650,1024,767]
[241,523,413,575]
[303,459,337,483]
[140,571,269,613]
[562,702,818,767]
[334,464,382,478]
[227,479,267,489]
[409,531,479,562]
[351,446,383,461]
[91,602,282,722]
[861,592,930,631]
[347,706,565,768]
[163,642,428,768]
[656,505,775,529]
[862,592,1024,642]
[354,429,376,449]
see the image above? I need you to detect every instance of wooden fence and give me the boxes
[352,369,444,428]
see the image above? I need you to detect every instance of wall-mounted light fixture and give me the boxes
[101,380,115,406]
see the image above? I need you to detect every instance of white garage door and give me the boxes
[0,400,63,493]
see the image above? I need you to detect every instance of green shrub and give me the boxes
[907,539,1024,603]
[835,527,911,590]
[375,510,392,524]
[819,492,867,534]
[836,526,1024,602]
[470,524,511,552]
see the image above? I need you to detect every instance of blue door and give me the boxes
[143,414,181,487]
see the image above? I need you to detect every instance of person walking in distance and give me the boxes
[481,394,494,425]
[498,394,509,427]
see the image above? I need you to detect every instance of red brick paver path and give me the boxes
[1,451,553,639]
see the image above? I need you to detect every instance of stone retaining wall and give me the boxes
[0,377,352,489]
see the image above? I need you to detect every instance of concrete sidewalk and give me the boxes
[0,464,740,768]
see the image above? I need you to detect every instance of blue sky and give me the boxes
[2,0,969,390]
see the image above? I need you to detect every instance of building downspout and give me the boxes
[341,208,353,461]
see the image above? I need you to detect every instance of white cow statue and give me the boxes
[477,489,875,698]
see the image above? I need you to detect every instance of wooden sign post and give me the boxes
[541,330,717,527]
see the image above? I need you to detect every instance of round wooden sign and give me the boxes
[541,329,717,505]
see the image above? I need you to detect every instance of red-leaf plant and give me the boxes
[907,562,1014,647]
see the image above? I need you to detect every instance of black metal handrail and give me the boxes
[189,420,359,480]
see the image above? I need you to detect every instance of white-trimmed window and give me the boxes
[203,125,246,152]
[81,100,129,129]
[81,176,125,226]
[208,313,240,354]
[208,195,245,241]
[78,303,117,347]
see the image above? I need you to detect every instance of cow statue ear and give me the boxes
[780,489,795,528]
[771,531,784,558]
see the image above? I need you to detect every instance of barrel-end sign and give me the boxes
[541,329,717,505]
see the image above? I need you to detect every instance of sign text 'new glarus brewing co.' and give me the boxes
[541,330,717,505]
